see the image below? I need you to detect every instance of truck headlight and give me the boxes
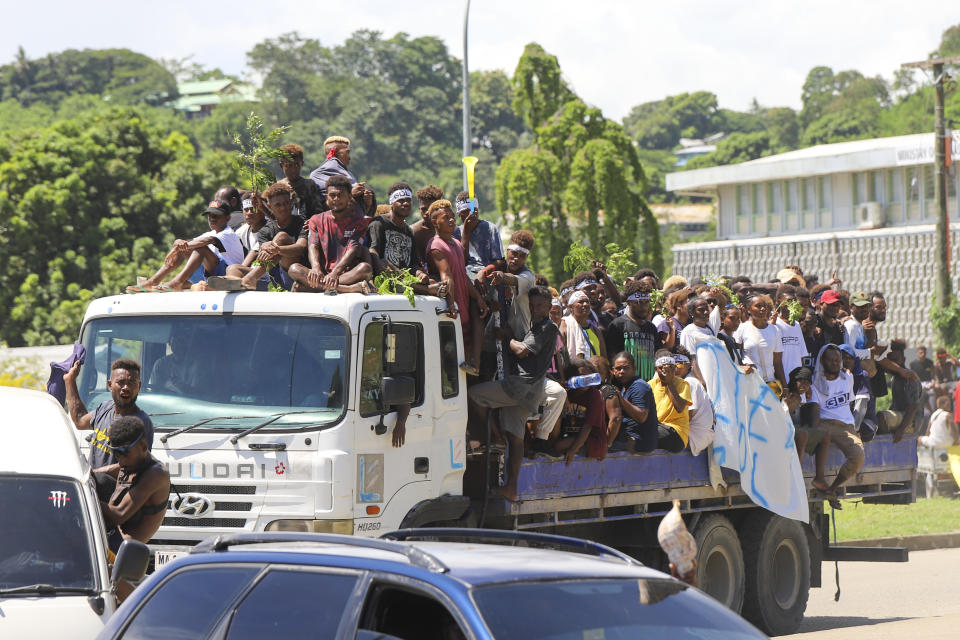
[264,519,354,534]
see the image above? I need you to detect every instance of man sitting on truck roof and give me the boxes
[278,143,325,221]
[129,200,244,292]
[217,181,307,291]
[469,286,558,501]
[309,135,376,216]
[63,358,154,469]
[410,184,444,268]
[94,416,169,553]
[289,175,373,293]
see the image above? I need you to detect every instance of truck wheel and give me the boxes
[740,512,810,636]
[692,514,745,613]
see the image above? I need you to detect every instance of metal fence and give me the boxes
[671,224,952,348]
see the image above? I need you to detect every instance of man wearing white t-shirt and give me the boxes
[814,344,865,501]
[132,201,244,292]
[235,194,267,255]
[775,287,808,377]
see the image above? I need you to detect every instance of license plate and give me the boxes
[154,550,187,569]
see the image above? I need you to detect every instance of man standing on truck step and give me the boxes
[469,286,559,501]
[94,416,170,554]
[63,358,154,469]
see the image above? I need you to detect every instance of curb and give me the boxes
[838,531,960,551]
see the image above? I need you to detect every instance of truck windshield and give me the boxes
[78,315,348,431]
[472,578,765,639]
[0,477,97,593]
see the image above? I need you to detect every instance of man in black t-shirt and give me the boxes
[605,280,660,381]
[218,182,306,290]
[368,182,440,296]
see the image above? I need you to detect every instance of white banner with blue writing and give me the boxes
[695,338,809,523]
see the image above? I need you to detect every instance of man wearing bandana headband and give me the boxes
[452,190,505,282]
[605,280,660,380]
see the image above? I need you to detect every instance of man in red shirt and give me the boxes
[289,175,373,292]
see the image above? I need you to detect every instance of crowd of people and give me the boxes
[119,134,960,505]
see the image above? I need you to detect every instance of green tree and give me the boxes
[686,131,774,169]
[496,44,661,282]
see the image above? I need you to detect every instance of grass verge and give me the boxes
[831,496,960,542]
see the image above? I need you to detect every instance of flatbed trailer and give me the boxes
[465,433,917,635]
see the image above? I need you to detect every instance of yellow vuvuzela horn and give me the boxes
[462,156,479,200]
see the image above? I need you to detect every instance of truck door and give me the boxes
[354,311,432,534]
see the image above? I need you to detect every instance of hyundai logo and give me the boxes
[172,493,214,519]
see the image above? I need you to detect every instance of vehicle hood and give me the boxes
[0,595,107,638]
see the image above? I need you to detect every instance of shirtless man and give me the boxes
[94,416,170,553]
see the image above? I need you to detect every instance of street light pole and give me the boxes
[462,0,472,192]
[902,55,960,308]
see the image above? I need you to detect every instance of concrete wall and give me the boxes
[672,225,955,348]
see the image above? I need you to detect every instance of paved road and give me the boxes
[784,547,960,638]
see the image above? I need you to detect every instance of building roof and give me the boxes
[666,131,960,195]
[178,79,235,96]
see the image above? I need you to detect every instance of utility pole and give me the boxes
[902,56,960,308]
[461,0,472,192]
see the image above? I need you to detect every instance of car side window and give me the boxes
[359,584,467,640]
[120,567,259,640]
[225,569,357,639]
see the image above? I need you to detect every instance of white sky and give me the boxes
[5,1,958,121]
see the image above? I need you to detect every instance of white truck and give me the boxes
[74,290,917,636]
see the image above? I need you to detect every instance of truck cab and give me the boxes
[0,388,119,637]
[75,291,470,566]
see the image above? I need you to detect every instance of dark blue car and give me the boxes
[97,529,767,639]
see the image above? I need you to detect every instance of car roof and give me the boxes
[171,533,668,588]
[0,387,88,479]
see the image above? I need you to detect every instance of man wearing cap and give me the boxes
[777,266,806,289]
[815,289,847,349]
[93,416,170,553]
[214,185,244,230]
[131,198,244,292]
[309,135,376,216]
[647,350,691,453]
[843,292,883,366]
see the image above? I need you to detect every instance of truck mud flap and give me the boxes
[822,546,909,562]
[399,496,471,528]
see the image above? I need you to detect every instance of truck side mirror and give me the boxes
[374,376,416,435]
[111,539,150,585]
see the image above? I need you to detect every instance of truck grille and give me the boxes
[163,517,247,528]
[171,484,256,495]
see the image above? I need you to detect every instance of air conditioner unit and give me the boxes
[856,201,885,229]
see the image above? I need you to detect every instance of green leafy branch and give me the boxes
[780,298,804,324]
[931,296,960,356]
[705,273,740,307]
[603,243,637,286]
[231,112,289,194]
[563,241,596,275]
[373,269,420,307]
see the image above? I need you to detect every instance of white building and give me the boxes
[665,133,960,348]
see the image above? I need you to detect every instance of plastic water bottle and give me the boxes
[567,373,601,389]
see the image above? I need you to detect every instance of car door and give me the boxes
[354,311,434,534]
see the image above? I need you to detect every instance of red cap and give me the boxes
[820,289,841,305]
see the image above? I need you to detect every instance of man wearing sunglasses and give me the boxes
[95,416,170,554]
[64,357,154,469]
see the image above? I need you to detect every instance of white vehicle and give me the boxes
[0,388,147,639]
[75,291,470,567]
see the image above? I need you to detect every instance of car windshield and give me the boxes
[472,578,765,640]
[0,477,97,592]
[79,315,348,431]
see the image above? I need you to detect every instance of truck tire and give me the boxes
[740,511,810,636]
[692,514,745,613]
